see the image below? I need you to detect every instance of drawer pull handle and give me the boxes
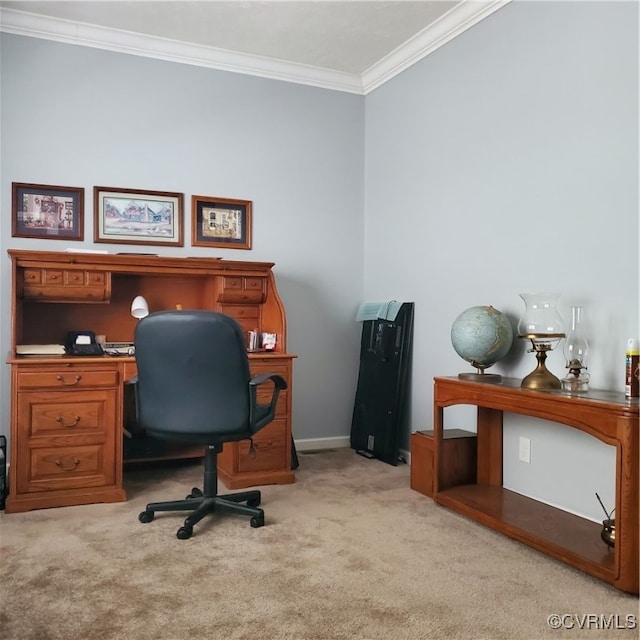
[55,458,79,471]
[56,415,80,427]
[56,375,81,386]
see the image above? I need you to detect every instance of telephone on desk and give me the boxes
[65,331,104,356]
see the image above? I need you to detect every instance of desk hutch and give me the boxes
[433,376,639,594]
[5,249,296,514]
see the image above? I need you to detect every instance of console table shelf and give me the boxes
[433,376,638,594]
[437,485,616,581]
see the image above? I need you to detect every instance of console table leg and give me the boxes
[477,407,502,486]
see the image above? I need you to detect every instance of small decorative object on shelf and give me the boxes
[625,338,640,398]
[451,305,513,381]
[596,492,615,549]
[517,292,565,389]
[561,305,590,393]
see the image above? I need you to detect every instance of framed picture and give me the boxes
[191,195,252,250]
[12,182,84,240]
[94,186,184,246]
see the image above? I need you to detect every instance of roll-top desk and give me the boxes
[5,249,296,514]
[433,376,639,594]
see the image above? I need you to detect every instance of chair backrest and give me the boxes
[134,310,253,442]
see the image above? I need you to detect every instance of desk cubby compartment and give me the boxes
[22,268,111,302]
[410,429,476,498]
[218,276,266,303]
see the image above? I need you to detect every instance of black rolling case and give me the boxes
[350,302,414,466]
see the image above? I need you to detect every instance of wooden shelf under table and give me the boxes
[437,484,616,582]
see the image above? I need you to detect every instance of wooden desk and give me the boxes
[433,376,639,594]
[5,250,297,513]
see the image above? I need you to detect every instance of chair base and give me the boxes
[138,444,265,539]
[139,489,264,539]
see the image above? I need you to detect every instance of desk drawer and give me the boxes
[20,390,112,439]
[21,444,114,492]
[238,420,287,473]
[23,268,111,302]
[17,369,118,390]
[219,277,266,304]
[15,388,117,493]
[249,360,289,377]
[220,304,260,334]
[250,360,289,416]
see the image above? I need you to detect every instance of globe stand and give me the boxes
[458,363,502,382]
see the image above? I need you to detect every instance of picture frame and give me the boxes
[12,182,84,240]
[191,195,252,250]
[94,186,184,246]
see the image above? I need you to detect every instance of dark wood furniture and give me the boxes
[5,249,296,514]
[433,376,639,594]
[410,429,476,498]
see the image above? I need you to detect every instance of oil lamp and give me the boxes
[561,305,589,393]
[517,293,565,390]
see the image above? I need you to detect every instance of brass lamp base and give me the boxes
[521,346,561,390]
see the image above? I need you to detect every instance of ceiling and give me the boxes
[0,1,509,93]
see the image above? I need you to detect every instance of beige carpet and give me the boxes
[0,448,637,640]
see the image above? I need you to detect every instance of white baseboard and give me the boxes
[293,436,350,452]
[293,437,410,465]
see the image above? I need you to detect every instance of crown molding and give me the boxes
[0,8,364,94]
[362,0,511,93]
[0,1,511,96]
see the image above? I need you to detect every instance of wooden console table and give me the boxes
[5,249,296,513]
[433,376,639,594]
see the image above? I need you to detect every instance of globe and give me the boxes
[450,305,514,380]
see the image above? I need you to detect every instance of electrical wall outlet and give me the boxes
[519,436,531,464]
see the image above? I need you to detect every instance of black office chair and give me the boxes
[132,310,287,539]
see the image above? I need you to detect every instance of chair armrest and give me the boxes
[249,373,287,433]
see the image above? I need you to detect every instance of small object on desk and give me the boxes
[64,248,109,254]
[262,332,276,351]
[248,330,259,351]
[16,344,66,355]
[103,342,135,356]
[65,331,104,356]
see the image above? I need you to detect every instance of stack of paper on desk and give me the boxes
[17,344,66,355]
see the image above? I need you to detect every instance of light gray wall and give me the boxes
[363,0,638,521]
[0,35,365,449]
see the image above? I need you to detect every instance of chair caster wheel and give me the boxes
[247,497,261,508]
[138,510,154,523]
[177,526,193,539]
[186,487,203,499]
[250,515,264,528]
